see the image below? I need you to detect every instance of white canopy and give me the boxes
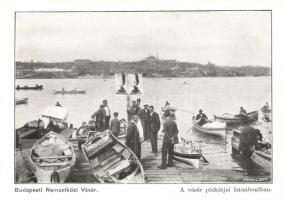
[41,105,69,121]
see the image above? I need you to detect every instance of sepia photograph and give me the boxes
[14,11,272,184]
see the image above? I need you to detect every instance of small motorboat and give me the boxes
[81,130,146,183]
[173,137,203,168]
[16,97,28,105]
[214,111,258,125]
[16,85,43,90]
[28,131,76,183]
[53,89,86,95]
[192,116,226,137]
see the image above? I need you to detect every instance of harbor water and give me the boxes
[15,77,272,182]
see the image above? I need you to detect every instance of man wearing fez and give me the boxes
[149,105,161,155]
[125,115,141,160]
[159,110,179,169]
[103,99,111,129]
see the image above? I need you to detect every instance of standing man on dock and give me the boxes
[91,105,105,132]
[125,115,141,160]
[138,104,150,141]
[159,110,179,169]
[103,99,111,130]
[149,105,161,155]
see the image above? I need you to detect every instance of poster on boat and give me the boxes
[115,73,143,95]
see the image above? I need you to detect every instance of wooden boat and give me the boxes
[192,116,226,137]
[81,130,146,183]
[53,89,86,95]
[16,105,69,139]
[173,137,203,168]
[28,132,76,183]
[16,97,28,105]
[250,150,271,172]
[16,85,43,90]
[214,110,258,125]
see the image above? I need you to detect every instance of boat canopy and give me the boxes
[41,105,69,121]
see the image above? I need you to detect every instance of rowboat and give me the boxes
[16,85,43,90]
[214,110,258,125]
[53,89,86,94]
[173,137,203,168]
[16,97,28,105]
[28,132,76,183]
[192,116,226,137]
[250,150,271,172]
[81,130,146,183]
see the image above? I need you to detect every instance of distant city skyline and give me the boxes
[16,11,271,67]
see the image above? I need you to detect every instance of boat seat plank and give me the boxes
[107,160,131,176]
[38,162,70,167]
[121,149,132,160]
[112,144,124,154]
[32,155,73,159]
[103,156,123,170]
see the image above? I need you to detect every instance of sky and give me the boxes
[16,11,271,67]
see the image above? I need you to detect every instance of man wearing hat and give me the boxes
[103,99,111,129]
[159,110,179,169]
[138,104,150,141]
[195,109,208,126]
[127,99,139,121]
[91,105,105,131]
[149,105,161,155]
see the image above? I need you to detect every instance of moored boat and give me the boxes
[28,131,76,183]
[81,130,146,183]
[250,150,271,172]
[214,110,258,125]
[16,85,43,90]
[53,89,86,95]
[192,116,226,137]
[173,137,203,168]
[16,97,28,105]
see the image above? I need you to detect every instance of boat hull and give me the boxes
[214,111,258,125]
[250,150,271,172]
[173,155,200,168]
[53,90,86,95]
[192,118,226,137]
[16,98,28,105]
[28,132,76,183]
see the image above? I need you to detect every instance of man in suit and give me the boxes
[91,105,105,132]
[103,99,111,129]
[159,110,179,169]
[138,104,150,141]
[149,105,161,155]
[125,115,141,160]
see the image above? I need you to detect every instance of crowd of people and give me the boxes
[89,98,179,169]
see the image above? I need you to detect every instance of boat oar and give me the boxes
[201,155,209,164]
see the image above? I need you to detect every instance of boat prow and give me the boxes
[192,117,226,137]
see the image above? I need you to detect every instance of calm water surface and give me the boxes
[15,77,272,182]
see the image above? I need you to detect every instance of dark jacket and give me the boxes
[163,118,179,144]
[109,118,120,134]
[138,108,150,126]
[92,109,105,122]
[125,122,141,159]
[149,112,161,133]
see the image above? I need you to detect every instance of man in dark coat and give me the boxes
[103,99,111,130]
[138,104,150,141]
[91,105,105,132]
[149,105,161,154]
[125,115,141,160]
[159,110,179,169]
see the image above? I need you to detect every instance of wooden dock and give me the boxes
[16,132,244,183]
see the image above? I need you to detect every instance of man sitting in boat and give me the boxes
[261,102,271,112]
[195,109,208,126]
[238,106,249,122]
